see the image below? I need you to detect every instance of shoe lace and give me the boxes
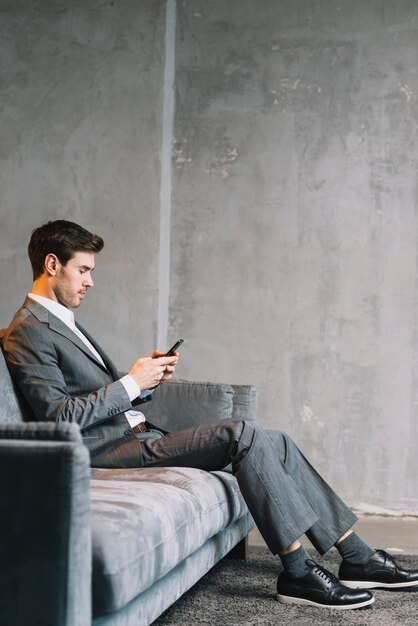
[306,559,339,584]
[376,549,395,567]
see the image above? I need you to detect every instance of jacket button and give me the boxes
[124,429,131,436]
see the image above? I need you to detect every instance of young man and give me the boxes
[4,220,418,610]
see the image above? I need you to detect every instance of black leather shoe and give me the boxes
[276,560,375,609]
[339,549,418,589]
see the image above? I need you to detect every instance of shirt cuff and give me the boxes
[120,375,141,401]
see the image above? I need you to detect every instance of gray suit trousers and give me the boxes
[139,419,357,555]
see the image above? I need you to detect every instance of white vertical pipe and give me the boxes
[157,0,176,348]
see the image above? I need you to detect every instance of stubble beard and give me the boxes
[54,283,82,309]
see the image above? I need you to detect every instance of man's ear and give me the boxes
[44,253,60,276]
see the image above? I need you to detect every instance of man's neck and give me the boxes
[31,278,58,303]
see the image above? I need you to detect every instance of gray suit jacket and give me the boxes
[3,297,151,467]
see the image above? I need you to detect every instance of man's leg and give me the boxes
[264,429,358,554]
[140,418,375,609]
[140,419,354,554]
[140,418,418,604]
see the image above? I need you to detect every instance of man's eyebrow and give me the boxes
[79,264,94,271]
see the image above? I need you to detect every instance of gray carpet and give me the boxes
[153,547,418,625]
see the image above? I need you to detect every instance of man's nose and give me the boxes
[85,275,94,287]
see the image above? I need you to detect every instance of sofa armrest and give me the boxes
[0,426,91,626]
[141,379,257,431]
[0,420,83,442]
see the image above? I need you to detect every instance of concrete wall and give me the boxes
[1,0,418,514]
[170,0,418,514]
[0,0,165,365]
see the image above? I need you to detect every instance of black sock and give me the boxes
[280,545,314,578]
[336,532,375,564]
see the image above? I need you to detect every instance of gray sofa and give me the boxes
[0,341,256,626]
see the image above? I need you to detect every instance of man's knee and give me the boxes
[229,417,260,440]
[231,419,294,462]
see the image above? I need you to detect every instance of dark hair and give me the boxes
[28,220,104,280]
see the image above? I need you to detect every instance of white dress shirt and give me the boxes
[28,293,145,427]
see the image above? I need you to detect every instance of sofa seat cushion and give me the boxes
[90,466,248,615]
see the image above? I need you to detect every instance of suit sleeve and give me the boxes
[4,321,133,431]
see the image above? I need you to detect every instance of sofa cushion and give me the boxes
[90,466,248,615]
[141,379,234,430]
[230,384,258,421]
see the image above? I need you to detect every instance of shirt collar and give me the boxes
[28,293,75,326]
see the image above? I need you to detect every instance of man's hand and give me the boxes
[148,349,179,383]
[128,352,179,390]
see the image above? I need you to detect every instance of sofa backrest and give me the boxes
[0,330,31,423]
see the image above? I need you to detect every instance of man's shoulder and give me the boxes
[9,297,50,326]
[4,299,49,346]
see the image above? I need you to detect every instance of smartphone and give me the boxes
[165,339,184,356]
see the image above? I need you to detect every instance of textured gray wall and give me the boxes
[1,0,418,514]
[0,0,165,365]
[170,0,418,514]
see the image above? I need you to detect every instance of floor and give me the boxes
[249,514,418,555]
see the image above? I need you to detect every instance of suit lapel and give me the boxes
[75,320,121,379]
[23,297,116,377]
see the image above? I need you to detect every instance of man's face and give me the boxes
[52,250,95,308]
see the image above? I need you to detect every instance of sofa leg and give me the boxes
[226,535,248,560]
